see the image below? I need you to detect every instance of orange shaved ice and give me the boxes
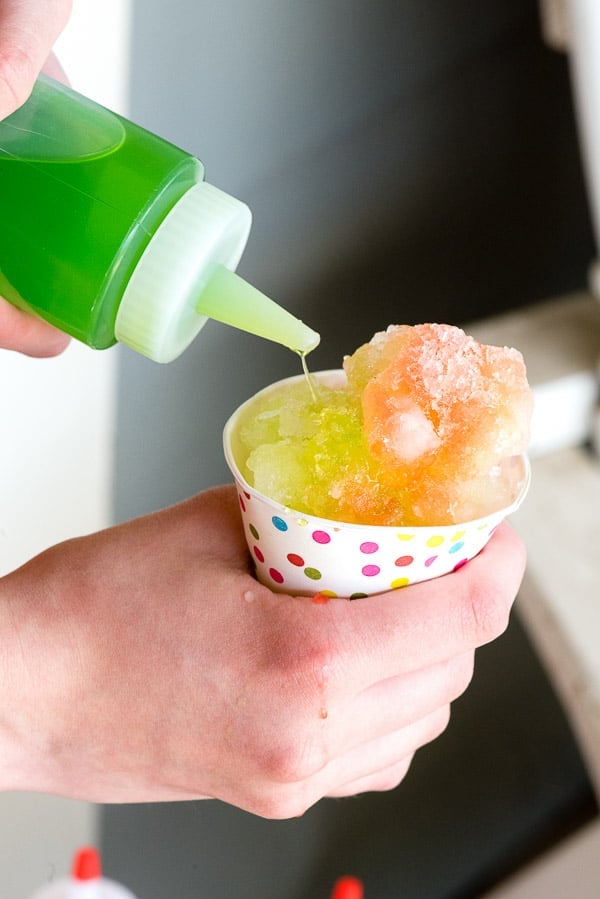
[237,324,533,526]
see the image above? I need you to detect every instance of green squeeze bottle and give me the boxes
[0,75,319,362]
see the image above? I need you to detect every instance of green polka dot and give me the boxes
[304,567,322,580]
[249,524,259,540]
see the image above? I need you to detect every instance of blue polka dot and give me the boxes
[271,516,288,532]
[449,541,465,554]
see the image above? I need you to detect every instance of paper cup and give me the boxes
[223,371,531,598]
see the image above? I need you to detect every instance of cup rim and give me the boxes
[223,369,531,533]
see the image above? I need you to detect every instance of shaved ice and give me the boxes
[236,324,533,526]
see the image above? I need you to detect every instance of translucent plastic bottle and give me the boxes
[29,847,138,899]
[0,75,319,362]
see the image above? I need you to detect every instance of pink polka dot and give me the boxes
[424,555,438,567]
[239,494,246,512]
[287,553,304,567]
[362,564,380,577]
[453,558,469,572]
[395,555,414,567]
[253,546,264,563]
[269,568,285,584]
[360,541,379,554]
[312,530,331,544]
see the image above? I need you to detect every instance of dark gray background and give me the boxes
[103,2,598,896]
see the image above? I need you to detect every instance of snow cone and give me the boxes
[224,324,532,598]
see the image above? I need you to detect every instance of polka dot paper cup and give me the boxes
[223,372,531,599]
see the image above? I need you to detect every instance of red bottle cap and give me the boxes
[331,875,364,899]
[72,847,102,881]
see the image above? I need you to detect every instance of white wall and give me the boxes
[0,1,131,894]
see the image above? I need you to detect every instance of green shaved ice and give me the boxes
[238,378,366,517]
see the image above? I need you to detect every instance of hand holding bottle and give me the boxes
[0,0,72,356]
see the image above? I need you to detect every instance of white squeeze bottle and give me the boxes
[29,846,138,899]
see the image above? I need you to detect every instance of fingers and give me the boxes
[325,707,449,798]
[328,754,415,798]
[343,651,474,750]
[286,705,450,818]
[0,296,70,357]
[306,654,472,804]
[322,522,525,693]
[0,0,72,118]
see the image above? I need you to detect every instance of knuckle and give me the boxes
[260,735,326,785]
[248,785,314,821]
[462,578,511,646]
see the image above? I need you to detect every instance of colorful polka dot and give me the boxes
[253,546,264,563]
[350,592,368,600]
[272,516,288,531]
[239,494,246,512]
[449,541,465,554]
[391,577,410,589]
[424,555,438,567]
[451,531,466,541]
[304,567,322,580]
[360,541,379,554]
[453,558,469,572]
[249,524,259,540]
[426,535,444,548]
[319,590,337,598]
[312,530,331,544]
[395,555,414,567]
[287,553,304,567]
[296,518,309,527]
[362,564,380,577]
[269,567,284,584]
[397,533,416,541]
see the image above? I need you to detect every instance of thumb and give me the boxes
[0,0,72,118]
[0,297,71,357]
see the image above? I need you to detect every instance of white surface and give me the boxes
[475,291,600,897]
[53,0,132,113]
[0,342,116,572]
[513,449,600,795]
[567,0,600,254]
[0,1,130,895]
[485,818,600,899]
[470,293,600,794]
